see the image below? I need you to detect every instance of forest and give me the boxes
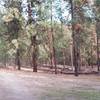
[0,0,100,100]
[0,0,99,76]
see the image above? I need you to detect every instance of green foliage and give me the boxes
[0,0,98,67]
[96,0,100,6]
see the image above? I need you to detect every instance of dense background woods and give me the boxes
[0,0,100,76]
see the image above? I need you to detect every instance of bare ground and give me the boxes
[0,69,100,100]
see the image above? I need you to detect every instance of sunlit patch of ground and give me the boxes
[0,69,100,100]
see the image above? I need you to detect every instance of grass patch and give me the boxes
[74,90,100,100]
[39,87,100,100]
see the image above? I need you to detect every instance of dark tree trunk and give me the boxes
[97,37,100,71]
[96,21,100,72]
[27,2,37,72]
[90,41,93,69]
[73,41,79,76]
[62,49,66,69]
[31,35,37,72]
[16,48,21,70]
[70,0,79,76]
[3,50,7,68]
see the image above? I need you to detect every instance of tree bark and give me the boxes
[70,0,79,76]
[16,48,21,70]
[31,35,37,72]
[96,21,100,72]
[50,0,57,74]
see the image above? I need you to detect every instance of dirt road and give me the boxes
[0,69,100,100]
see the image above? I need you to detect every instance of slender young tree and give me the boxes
[50,0,57,74]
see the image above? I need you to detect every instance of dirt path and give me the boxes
[0,69,100,100]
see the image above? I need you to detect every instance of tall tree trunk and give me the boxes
[48,30,53,68]
[50,0,57,74]
[27,2,38,72]
[95,2,100,72]
[70,41,73,67]
[96,21,100,72]
[70,0,79,76]
[31,36,37,72]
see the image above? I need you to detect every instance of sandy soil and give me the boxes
[0,69,100,100]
